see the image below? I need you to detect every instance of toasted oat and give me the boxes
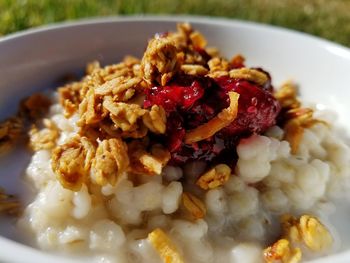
[0,116,23,154]
[207,57,230,78]
[181,64,209,76]
[141,36,181,86]
[281,214,301,243]
[29,119,59,151]
[95,76,141,99]
[275,82,328,154]
[299,215,333,251]
[283,108,327,154]
[142,105,166,134]
[264,239,301,263]
[128,141,170,175]
[85,60,101,75]
[274,82,301,110]
[58,82,83,118]
[103,96,147,132]
[148,228,185,263]
[229,68,268,86]
[196,164,231,190]
[182,192,206,219]
[205,47,219,57]
[0,188,20,216]
[52,136,96,191]
[92,138,129,186]
[189,31,207,49]
[20,93,51,119]
[185,91,239,144]
[78,88,106,126]
[281,214,333,252]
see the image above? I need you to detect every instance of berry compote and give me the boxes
[144,70,281,166]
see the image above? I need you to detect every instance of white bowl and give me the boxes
[0,16,350,263]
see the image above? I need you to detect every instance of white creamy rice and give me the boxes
[19,96,350,263]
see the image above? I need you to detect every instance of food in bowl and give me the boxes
[0,22,349,263]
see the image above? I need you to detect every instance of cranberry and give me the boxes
[144,76,205,112]
[144,72,281,165]
[215,76,280,137]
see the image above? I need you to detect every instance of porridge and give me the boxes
[0,23,350,263]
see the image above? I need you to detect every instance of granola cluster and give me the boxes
[274,82,327,154]
[264,214,333,263]
[48,23,268,191]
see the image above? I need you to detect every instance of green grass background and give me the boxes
[0,0,350,47]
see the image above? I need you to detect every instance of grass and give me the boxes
[0,0,350,47]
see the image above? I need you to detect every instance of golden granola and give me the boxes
[264,239,301,263]
[182,192,206,219]
[207,57,230,78]
[275,82,328,154]
[141,36,181,86]
[0,116,23,154]
[181,64,209,76]
[29,119,59,151]
[142,105,166,134]
[185,91,240,144]
[0,188,20,216]
[20,93,51,119]
[78,88,107,126]
[281,214,333,252]
[148,228,185,263]
[229,68,269,86]
[196,164,231,190]
[274,81,301,110]
[128,141,170,176]
[52,136,96,191]
[58,82,83,118]
[92,138,129,186]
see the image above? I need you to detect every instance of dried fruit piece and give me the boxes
[148,228,184,263]
[52,136,96,191]
[92,138,129,186]
[182,192,206,219]
[299,215,333,251]
[185,91,239,144]
[29,119,59,151]
[263,239,301,263]
[196,164,231,190]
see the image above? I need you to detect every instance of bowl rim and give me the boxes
[0,14,349,52]
[0,15,350,263]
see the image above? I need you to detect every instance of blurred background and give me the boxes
[0,0,349,47]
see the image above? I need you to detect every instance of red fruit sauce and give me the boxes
[144,71,281,165]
